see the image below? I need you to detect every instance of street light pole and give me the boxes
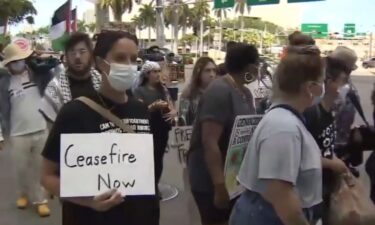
[200,19,204,55]
[370,32,373,58]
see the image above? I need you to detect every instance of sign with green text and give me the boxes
[214,0,234,8]
[344,24,356,38]
[247,0,279,5]
[301,23,328,39]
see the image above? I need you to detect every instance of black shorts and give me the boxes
[191,191,237,224]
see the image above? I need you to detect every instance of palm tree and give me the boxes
[0,0,37,34]
[138,3,156,45]
[77,20,88,32]
[192,0,210,54]
[214,8,230,50]
[100,0,134,23]
[87,23,96,33]
[235,0,251,42]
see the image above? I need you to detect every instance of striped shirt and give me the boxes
[9,72,46,136]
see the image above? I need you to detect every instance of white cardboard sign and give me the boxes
[60,133,155,197]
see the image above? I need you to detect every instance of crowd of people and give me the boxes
[0,29,374,225]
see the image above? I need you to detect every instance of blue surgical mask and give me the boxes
[106,62,137,92]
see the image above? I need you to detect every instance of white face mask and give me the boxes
[10,60,26,74]
[107,63,137,92]
[338,84,350,100]
[312,82,325,105]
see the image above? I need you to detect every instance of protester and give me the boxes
[330,46,363,167]
[188,42,258,225]
[180,57,217,125]
[41,30,159,225]
[217,63,227,77]
[230,45,324,225]
[133,61,177,188]
[0,43,52,217]
[303,56,350,224]
[40,32,101,123]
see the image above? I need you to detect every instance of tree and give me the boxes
[87,23,96,33]
[77,20,88,32]
[0,0,37,34]
[138,3,156,44]
[235,0,251,42]
[164,1,193,52]
[100,0,134,23]
[214,8,230,50]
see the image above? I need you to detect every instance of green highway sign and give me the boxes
[288,0,324,3]
[247,0,279,5]
[214,0,235,8]
[301,23,328,39]
[344,23,356,38]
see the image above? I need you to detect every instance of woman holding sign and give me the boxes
[229,45,324,225]
[188,42,258,225]
[41,31,159,225]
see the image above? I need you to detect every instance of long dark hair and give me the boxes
[182,57,216,100]
[140,70,167,99]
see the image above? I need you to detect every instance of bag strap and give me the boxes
[347,90,370,127]
[76,96,135,133]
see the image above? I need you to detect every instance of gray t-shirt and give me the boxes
[188,77,256,192]
[133,85,167,106]
[9,73,46,136]
[238,107,322,208]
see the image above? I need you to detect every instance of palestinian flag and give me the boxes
[50,0,71,51]
[71,8,77,32]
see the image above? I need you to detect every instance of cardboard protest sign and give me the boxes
[60,133,154,197]
[168,126,193,167]
[224,115,263,199]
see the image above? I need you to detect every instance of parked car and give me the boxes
[362,58,375,68]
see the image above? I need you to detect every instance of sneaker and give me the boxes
[37,204,50,217]
[16,197,28,209]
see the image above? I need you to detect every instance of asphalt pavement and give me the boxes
[0,74,374,225]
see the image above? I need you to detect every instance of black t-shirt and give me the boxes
[304,103,336,159]
[69,76,97,99]
[42,94,159,225]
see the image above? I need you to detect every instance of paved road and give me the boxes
[0,75,374,225]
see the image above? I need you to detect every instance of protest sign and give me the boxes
[60,133,155,197]
[224,115,263,199]
[167,126,193,167]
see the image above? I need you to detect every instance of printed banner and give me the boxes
[60,133,155,197]
[224,115,263,199]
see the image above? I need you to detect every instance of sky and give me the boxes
[10,0,374,34]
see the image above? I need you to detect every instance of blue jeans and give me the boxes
[229,190,316,225]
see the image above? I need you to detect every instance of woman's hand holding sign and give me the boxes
[90,189,124,212]
[68,189,124,212]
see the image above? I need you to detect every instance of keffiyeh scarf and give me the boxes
[40,68,101,122]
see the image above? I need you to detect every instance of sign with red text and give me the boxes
[60,133,155,197]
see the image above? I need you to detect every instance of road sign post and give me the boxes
[247,0,279,5]
[214,0,234,8]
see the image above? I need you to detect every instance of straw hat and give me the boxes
[329,46,358,71]
[2,43,33,66]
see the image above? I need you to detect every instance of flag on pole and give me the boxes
[50,0,71,51]
[71,8,77,32]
